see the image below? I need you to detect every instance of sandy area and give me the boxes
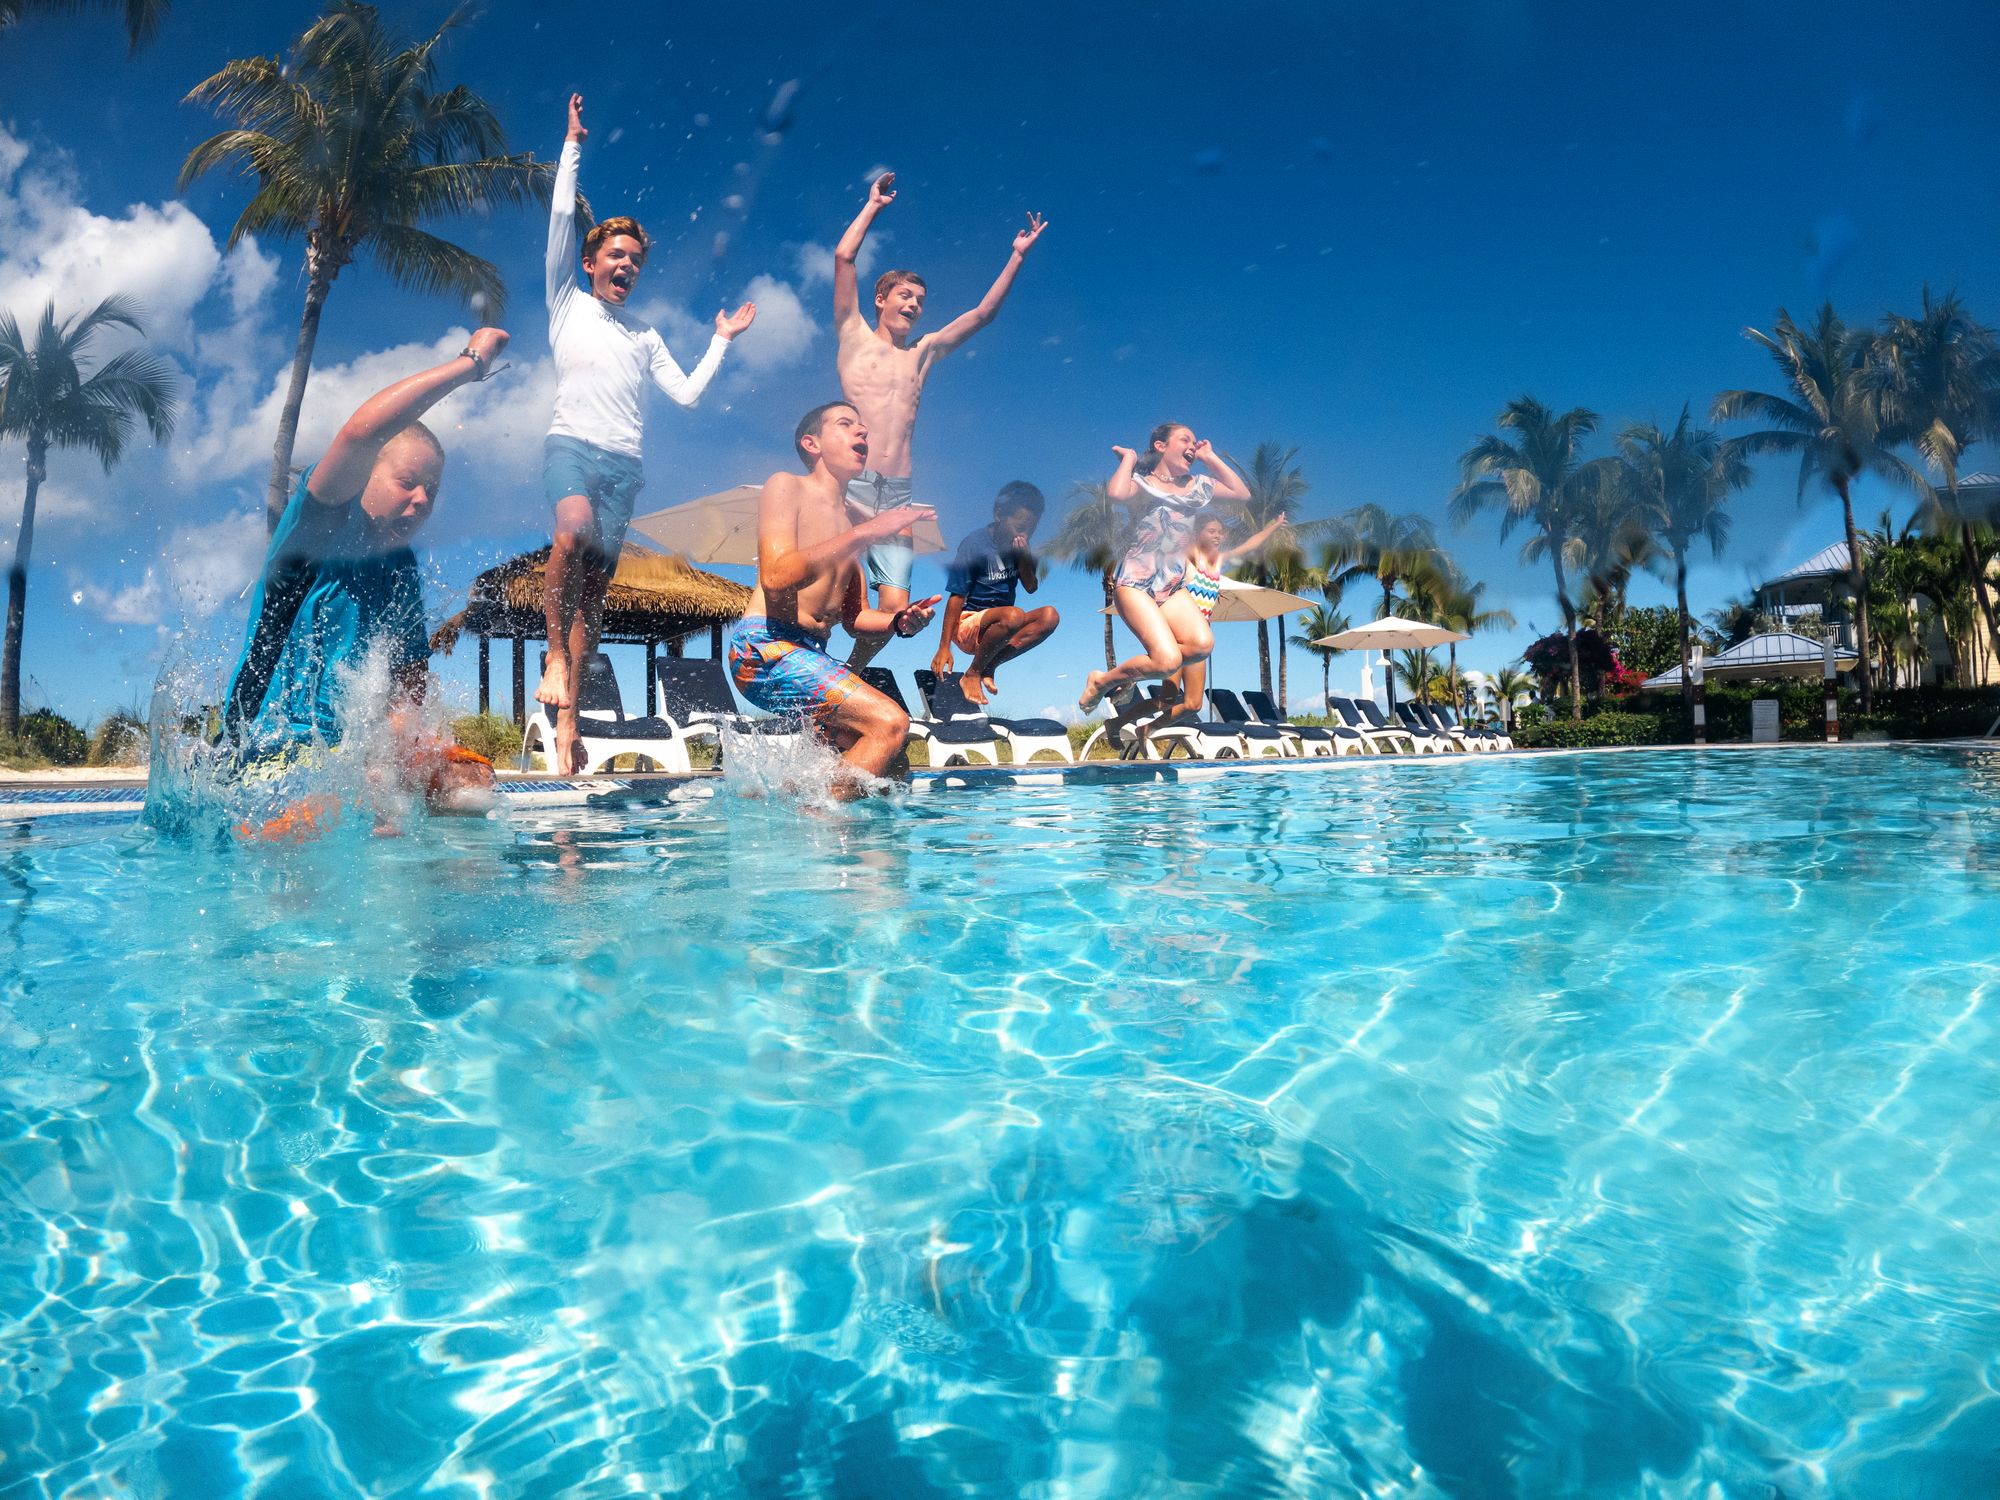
[0,765,147,785]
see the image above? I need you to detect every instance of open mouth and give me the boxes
[609,269,635,294]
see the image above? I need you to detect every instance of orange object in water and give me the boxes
[236,794,342,843]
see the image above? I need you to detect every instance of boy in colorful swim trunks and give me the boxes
[728,401,941,796]
[832,171,1047,669]
[220,331,511,821]
[539,92,758,773]
[930,481,1061,706]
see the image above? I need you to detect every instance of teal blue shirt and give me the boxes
[222,466,428,747]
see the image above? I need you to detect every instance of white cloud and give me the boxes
[72,568,165,625]
[732,273,817,374]
[0,124,251,354]
[791,234,885,289]
[165,509,267,619]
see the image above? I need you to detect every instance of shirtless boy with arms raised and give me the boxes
[727,402,940,796]
[832,171,1046,667]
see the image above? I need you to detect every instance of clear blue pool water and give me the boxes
[4,746,2000,1498]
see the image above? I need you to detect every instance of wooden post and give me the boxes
[477,634,490,715]
[710,622,724,657]
[1824,630,1840,742]
[644,639,657,716]
[512,635,526,725]
[1691,642,1706,745]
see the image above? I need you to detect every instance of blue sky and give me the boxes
[4,0,2000,725]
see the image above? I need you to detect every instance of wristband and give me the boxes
[893,607,920,639]
[459,346,490,381]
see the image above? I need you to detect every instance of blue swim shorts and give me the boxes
[728,616,868,721]
[844,469,916,593]
[543,435,645,556]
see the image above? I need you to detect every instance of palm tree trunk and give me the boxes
[1277,628,1288,716]
[1100,567,1116,671]
[1834,478,1872,713]
[1380,580,1397,713]
[1321,654,1330,711]
[266,257,336,533]
[1959,518,1999,688]
[1257,619,1272,699]
[1551,545,1582,720]
[2,440,47,737]
[1675,550,1694,708]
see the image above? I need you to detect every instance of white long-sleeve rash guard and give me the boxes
[545,139,728,461]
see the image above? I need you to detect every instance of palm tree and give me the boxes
[1046,481,1127,670]
[1434,578,1516,695]
[1289,603,1349,712]
[1617,406,1750,703]
[1489,664,1536,729]
[0,296,178,735]
[1221,442,1311,698]
[1712,304,1928,711]
[1317,503,1444,715]
[1569,460,1656,625]
[1869,288,2000,682]
[181,1,563,531]
[1451,396,1600,720]
[1261,547,1324,715]
[0,0,167,50]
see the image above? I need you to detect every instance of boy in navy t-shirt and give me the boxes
[930,481,1061,705]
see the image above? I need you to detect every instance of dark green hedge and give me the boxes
[1519,685,2000,747]
[1513,711,1674,749]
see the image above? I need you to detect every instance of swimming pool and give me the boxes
[4,745,1998,1497]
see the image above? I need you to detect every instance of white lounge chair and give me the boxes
[522,651,704,774]
[1328,696,1412,754]
[653,657,803,764]
[856,668,1001,768]
[914,670,1076,764]
[1241,689,1366,757]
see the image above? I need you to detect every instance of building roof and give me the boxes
[1761,541,1850,588]
[1641,630,1859,688]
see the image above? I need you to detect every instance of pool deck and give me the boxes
[3,737,1992,822]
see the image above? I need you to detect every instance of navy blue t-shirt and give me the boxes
[945,526,1022,611]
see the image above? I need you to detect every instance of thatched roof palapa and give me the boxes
[431,540,750,654]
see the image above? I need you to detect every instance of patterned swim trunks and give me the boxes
[727,615,866,721]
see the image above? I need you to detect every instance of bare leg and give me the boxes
[553,548,610,777]
[963,605,1059,704]
[846,583,908,671]
[539,494,595,711]
[815,682,911,800]
[1079,587,1186,711]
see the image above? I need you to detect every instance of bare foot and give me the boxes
[536,652,571,709]
[1078,671,1110,712]
[982,675,998,695]
[959,670,989,706]
[554,724,585,777]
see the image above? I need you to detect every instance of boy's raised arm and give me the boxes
[308,329,509,506]
[834,173,895,330]
[546,93,585,311]
[928,212,1047,353]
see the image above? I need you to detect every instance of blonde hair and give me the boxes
[583,216,650,262]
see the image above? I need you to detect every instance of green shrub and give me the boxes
[451,712,523,763]
[1514,704,1549,731]
[1514,711,1672,749]
[18,708,87,765]
[87,709,147,766]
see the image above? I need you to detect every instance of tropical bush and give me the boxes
[1512,711,1672,749]
[451,712,524,764]
[1603,606,1688,681]
[87,708,146,766]
[16,707,88,764]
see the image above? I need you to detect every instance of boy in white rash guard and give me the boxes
[539,91,757,773]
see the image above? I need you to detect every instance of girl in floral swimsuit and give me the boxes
[1078,422,1252,712]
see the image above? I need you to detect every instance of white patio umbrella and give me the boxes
[1312,616,1469,650]
[630,483,947,566]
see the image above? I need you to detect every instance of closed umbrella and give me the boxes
[631,483,947,566]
